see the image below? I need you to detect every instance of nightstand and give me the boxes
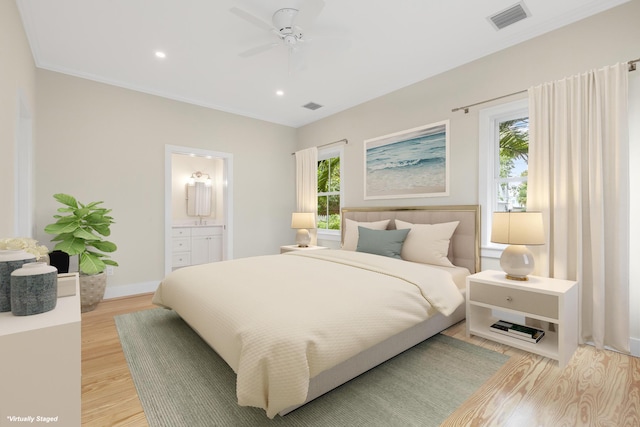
[466,270,579,367]
[280,245,328,254]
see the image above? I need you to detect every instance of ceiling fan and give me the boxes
[230,0,326,60]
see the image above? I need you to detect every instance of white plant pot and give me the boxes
[80,272,107,313]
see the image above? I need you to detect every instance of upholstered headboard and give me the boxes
[341,205,480,274]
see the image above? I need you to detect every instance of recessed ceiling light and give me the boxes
[155,51,166,59]
[276,90,284,97]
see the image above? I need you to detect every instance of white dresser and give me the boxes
[172,226,223,269]
[0,274,81,425]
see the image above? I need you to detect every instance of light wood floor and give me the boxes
[82,294,640,426]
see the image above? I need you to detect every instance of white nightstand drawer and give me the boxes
[172,253,191,267]
[172,237,190,252]
[471,282,558,319]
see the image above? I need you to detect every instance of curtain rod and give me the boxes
[452,58,639,114]
[451,90,526,114]
[291,138,348,155]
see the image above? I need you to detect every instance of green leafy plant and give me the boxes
[44,193,118,275]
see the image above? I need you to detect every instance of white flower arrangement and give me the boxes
[0,237,49,260]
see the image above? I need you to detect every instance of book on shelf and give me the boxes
[490,320,545,343]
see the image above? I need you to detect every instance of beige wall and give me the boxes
[0,0,36,237]
[297,1,639,209]
[297,0,640,352]
[33,70,297,289]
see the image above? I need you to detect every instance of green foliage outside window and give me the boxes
[498,118,529,210]
[317,156,341,230]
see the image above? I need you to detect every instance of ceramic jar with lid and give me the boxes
[0,250,37,312]
[10,262,58,316]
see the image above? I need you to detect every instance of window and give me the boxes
[317,148,342,236]
[496,117,529,212]
[479,99,529,254]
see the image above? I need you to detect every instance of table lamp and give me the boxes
[291,212,315,247]
[491,211,545,281]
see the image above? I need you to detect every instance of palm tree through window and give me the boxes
[497,117,529,211]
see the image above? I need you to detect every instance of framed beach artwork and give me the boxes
[364,120,450,199]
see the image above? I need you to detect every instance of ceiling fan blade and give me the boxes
[238,42,279,58]
[295,0,325,30]
[230,7,274,32]
[288,48,307,75]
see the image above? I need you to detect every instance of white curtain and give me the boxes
[527,63,629,352]
[294,147,318,244]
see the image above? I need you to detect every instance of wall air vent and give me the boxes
[488,2,530,30]
[302,102,323,111]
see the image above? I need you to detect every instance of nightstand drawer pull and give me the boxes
[506,296,513,302]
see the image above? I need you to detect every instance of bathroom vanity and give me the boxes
[172,225,223,269]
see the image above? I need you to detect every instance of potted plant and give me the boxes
[44,193,118,312]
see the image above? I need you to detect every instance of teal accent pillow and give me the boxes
[356,226,410,259]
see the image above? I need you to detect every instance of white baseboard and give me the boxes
[630,337,640,357]
[587,337,640,358]
[103,281,159,299]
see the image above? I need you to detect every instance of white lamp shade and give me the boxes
[491,212,545,245]
[291,212,316,229]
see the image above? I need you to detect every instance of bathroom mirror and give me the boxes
[186,182,213,217]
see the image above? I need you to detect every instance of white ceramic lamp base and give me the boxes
[500,244,535,281]
[295,229,310,247]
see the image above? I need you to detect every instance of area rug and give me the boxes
[115,308,509,427]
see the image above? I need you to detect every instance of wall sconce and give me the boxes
[189,171,212,187]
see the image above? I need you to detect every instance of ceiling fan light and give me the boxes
[284,35,298,46]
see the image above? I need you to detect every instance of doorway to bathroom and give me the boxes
[164,145,233,276]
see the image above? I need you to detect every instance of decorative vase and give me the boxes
[49,250,70,273]
[0,250,37,312]
[10,262,58,316]
[80,272,107,313]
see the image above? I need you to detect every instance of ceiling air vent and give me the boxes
[302,102,323,111]
[488,2,530,30]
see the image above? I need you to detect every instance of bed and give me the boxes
[152,205,480,418]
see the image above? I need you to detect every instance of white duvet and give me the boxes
[152,249,464,418]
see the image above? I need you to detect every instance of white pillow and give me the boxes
[342,219,390,251]
[395,219,460,267]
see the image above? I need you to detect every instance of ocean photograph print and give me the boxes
[364,120,449,199]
